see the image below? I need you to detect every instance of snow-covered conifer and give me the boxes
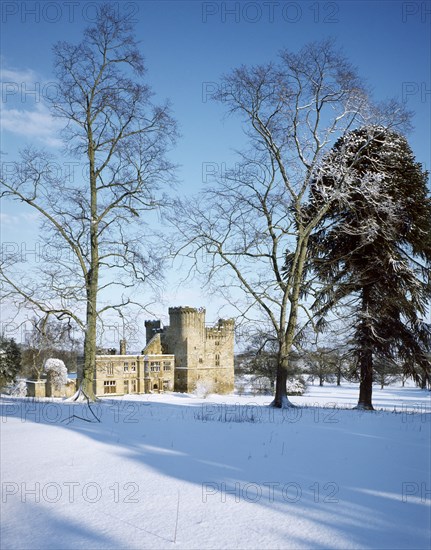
[0,338,22,389]
[308,126,431,409]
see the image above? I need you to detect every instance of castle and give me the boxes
[94,307,234,397]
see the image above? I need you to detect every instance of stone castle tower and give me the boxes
[145,307,234,393]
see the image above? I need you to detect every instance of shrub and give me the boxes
[44,358,68,390]
[10,379,28,397]
[286,377,306,396]
[194,380,214,398]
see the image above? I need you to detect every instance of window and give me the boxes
[163,361,171,371]
[151,361,160,372]
[104,380,116,394]
[107,364,114,376]
[199,358,203,364]
[131,363,136,372]
[215,341,220,346]
[215,354,220,367]
[123,364,129,372]
[131,379,137,392]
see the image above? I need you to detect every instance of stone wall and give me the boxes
[157,307,234,394]
[26,378,77,398]
[46,379,77,398]
[92,306,235,397]
[26,380,46,398]
[94,353,174,397]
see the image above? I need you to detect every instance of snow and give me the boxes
[8,379,27,397]
[44,358,68,390]
[1,382,430,549]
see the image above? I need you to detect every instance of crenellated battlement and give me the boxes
[144,306,234,393]
[168,306,206,315]
[95,306,234,396]
[206,319,235,338]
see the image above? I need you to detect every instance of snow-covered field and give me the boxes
[1,383,430,549]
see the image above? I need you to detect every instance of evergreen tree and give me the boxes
[308,126,431,409]
[0,337,22,389]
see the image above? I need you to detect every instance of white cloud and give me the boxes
[0,213,20,226]
[0,211,41,226]
[1,63,63,148]
[1,102,63,148]
[1,66,38,84]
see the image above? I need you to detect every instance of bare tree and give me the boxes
[237,330,304,395]
[20,315,81,381]
[170,39,408,407]
[0,4,177,400]
[303,348,338,387]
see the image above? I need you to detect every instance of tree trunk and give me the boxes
[272,236,308,408]
[272,351,289,408]
[79,135,98,401]
[357,355,373,409]
[356,287,374,410]
[81,286,97,401]
[34,358,41,381]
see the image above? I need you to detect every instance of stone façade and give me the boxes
[93,307,234,396]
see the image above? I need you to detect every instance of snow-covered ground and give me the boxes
[1,383,430,549]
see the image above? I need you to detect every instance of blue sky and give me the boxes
[1,0,430,334]
[2,1,430,181]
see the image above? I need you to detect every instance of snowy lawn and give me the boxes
[1,383,430,549]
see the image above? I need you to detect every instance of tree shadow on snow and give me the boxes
[1,394,430,549]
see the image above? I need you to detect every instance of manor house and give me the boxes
[94,307,234,397]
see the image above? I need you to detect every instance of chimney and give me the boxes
[120,339,127,355]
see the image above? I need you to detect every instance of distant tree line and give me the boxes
[235,341,428,396]
[0,317,81,391]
